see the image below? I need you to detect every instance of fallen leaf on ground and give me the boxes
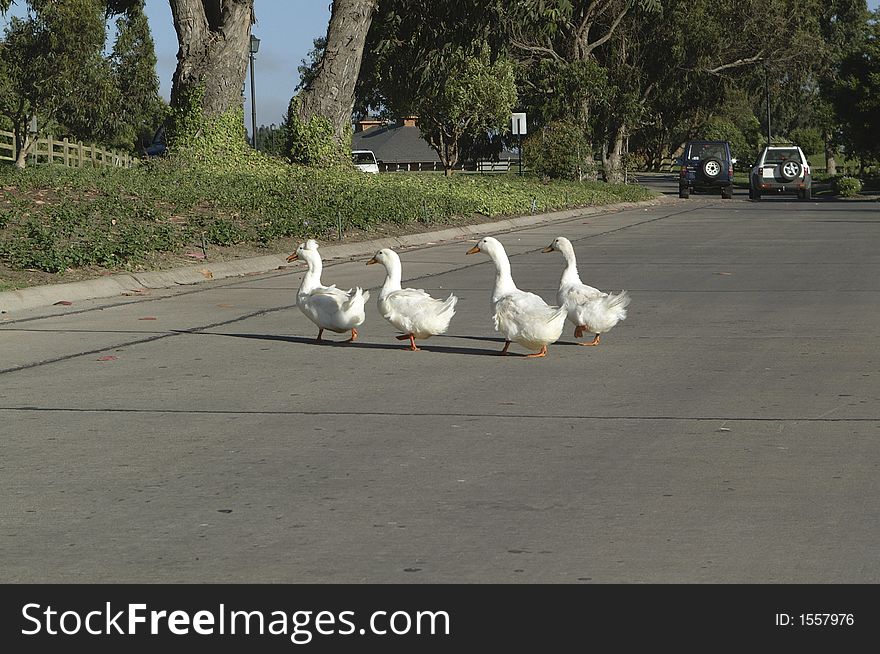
[186,252,206,259]
[715,272,732,276]
[199,269,213,279]
[138,317,157,321]
[97,355,118,361]
[216,304,235,308]
[53,300,73,306]
[122,288,150,296]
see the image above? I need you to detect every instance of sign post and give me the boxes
[511,113,527,176]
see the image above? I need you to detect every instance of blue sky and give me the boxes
[2,1,879,133]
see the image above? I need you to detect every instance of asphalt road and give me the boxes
[1,185,878,583]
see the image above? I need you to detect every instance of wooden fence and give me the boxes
[0,129,136,168]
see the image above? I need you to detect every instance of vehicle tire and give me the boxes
[701,158,722,180]
[722,185,733,199]
[679,185,690,199]
[779,160,802,182]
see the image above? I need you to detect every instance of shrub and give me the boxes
[524,120,595,181]
[832,176,862,197]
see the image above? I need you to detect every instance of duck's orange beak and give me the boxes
[466,245,481,255]
[366,256,378,266]
[286,253,299,263]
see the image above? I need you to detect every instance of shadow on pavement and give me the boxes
[179,330,506,357]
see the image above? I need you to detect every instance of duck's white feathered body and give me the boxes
[468,236,565,356]
[369,248,457,349]
[494,291,568,351]
[379,289,457,339]
[298,284,370,333]
[290,240,369,338]
[558,283,629,334]
[546,236,630,343]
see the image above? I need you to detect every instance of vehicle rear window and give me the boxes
[686,143,726,160]
[763,149,799,164]
[352,152,376,164]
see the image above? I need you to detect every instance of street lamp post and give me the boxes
[765,61,771,148]
[249,34,260,149]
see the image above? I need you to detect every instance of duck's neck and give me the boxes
[299,252,323,293]
[487,247,518,301]
[379,260,402,299]
[559,244,582,285]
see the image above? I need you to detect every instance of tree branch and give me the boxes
[582,3,630,56]
[703,52,766,74]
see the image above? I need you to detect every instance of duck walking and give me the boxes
[466,236,566,358]
[542,236,630,346]
[366,248,458,351]
[286,240,369,342]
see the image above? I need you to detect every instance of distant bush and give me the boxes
[832,176,862,197]
[524,120,596,181]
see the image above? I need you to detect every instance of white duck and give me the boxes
[466,236,567,358]
[366,248,458,351]
[286,239,370,342]
[542,236,630,346]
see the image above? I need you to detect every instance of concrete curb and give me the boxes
[0,195,674,314]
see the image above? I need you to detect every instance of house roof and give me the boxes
[351,124,439,164]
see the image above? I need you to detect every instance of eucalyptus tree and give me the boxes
[286,0,377,165]
[166,0,254,157]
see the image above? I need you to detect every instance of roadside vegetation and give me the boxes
[0,157,652,287]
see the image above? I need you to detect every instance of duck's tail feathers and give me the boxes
[603,290,630,320]
[440,293,459,316]
[343,287,370,309]
[548,304,568,323]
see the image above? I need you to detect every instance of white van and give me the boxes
[352,150,379,174]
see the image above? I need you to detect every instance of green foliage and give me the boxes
[0,158,653,275]
[524,120,595,180]
[167,85,249,162]
[788,127,824,159]
[283,95,349,167]
[702,118,751,162]
[414,45,518,171]
[109,0,166,152]
[831,10,880,162]
[832,176,862,197]
[296,37,326,93]
[0,0,164,159]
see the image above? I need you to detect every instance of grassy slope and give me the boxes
[0,156,654,290]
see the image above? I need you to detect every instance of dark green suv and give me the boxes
[678,140,734,199]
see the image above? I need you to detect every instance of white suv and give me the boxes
[749,146,812,200]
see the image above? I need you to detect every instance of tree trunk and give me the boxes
[602,124,626,184]
[427,130,458,176]
[296,0,377,151]
[14,128,32,169]
[824,139,837,176]
[168,0,253,154]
